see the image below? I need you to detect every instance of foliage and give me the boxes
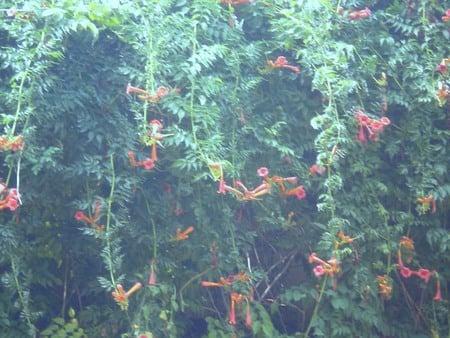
[0,0,448,337]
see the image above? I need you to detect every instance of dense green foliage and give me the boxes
[0,0,449,337]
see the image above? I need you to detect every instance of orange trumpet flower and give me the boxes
[173,226,194,241]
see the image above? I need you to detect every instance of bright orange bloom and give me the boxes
[174,226,194,241]
[417,195,436,213]
[400,236,414,251]
[347,7,371,20]
[377,275,393,300]
[112,283,142,310]
[74,201,104,231]
[284,185,306,200]
[267,56,300,73]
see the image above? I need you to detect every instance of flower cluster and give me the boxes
[397,236,441,301]
[0,182,21,211]
[417,194,436,214]
[266,56,300,73]
[126,83,177,103]
[201,271,252,327]
[376,274,393,300]
[334,230,356,250]
[74,200,104,231]
[355,109,390,143]
[112,282,142,310]
[435,58,449,106]
[308,163,326,176]
[309,252,340,290]
[0,135,25,152]
[436,58,449,74]
[212,164,306,202]
[128,119,172,170]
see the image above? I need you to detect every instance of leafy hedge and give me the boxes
[0,0,449,337]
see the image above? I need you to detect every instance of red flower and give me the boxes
[313,265,325,277]
[74,210,87,221]
[442,9,450,22]
[399,266,413,278]
[142,158,155,170]
[436,63,448,74]
[257,167,269,178]
[347,7,371,20]
[309,164,326,175]
[416,268,435,284]
[285,185,306,200]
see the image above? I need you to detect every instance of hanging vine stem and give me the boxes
[303,275,328,338]
[105,154,117,287]
[9,253,34,331]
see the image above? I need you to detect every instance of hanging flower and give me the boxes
[442,9,450,22]
[148,259,157,286]
[434,279,442,301]
[416,268,436,284]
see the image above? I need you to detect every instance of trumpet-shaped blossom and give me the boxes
[0,135,25,152]
[149,259,156,286]
[355,110,390,144]
[0,186,21,211]
[128,151,155,171]
[309,253,340,289]
[442,9,450,22]
[377,275,393,300]
[74,200,104,230]
[126,83,177,103]
[434,279,442,301]
[173,226,194,241]
[347,7,371,20]
[417,195,436,213]
[112,282,142,310]
[267,56,300,73]
[257,167,269,178]
[416,268,436,284]
[309,164,326,176]
[284,185,306,200]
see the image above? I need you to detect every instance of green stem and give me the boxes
[179,267,213,312]
[106,155,116,287]
[304,276,328,337]
[9,254,33,329]
[145,200,158,259]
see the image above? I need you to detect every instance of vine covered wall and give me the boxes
[0,0,449,337]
